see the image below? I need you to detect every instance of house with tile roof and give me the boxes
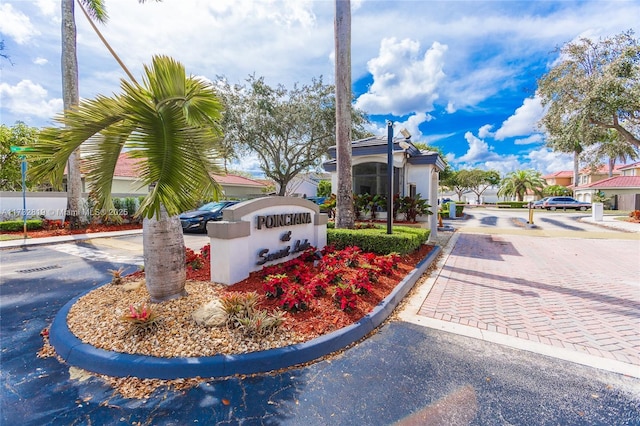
[573,162,640,210]
[107,153,269,199]
[542,170,574,187]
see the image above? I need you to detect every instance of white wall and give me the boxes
[0,191,69,220]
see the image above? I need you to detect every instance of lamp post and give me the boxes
[386,121,393,234]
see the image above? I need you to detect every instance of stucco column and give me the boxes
[429,170,439,241]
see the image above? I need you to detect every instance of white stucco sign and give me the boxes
[206,197,328,285]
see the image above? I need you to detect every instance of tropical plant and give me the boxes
[498,170,546,201]
[398,194,432,222]
[317,180,332,198]
[581,129,639,177]
[120,303,160,336]
[543,185,572,197]
[27,55,225,302]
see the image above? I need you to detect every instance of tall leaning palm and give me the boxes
[29,55,225,302]
[498,170,546,201]
[62,0,107,229]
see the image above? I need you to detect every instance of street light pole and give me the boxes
[10,146,32,238]
[386,121,393,235]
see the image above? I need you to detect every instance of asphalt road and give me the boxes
[1,215,639,425]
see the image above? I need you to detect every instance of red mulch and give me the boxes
[210,244,433,337]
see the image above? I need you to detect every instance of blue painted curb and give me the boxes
[50,245,442,379]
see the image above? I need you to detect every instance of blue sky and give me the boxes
[1,0,638,176]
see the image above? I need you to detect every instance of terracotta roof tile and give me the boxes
[585,176,640,188]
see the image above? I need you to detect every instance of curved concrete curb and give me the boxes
[50,245,442,379]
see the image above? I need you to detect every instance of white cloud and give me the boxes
[0,4,39,44]
[478,124,494,139]
[392,113,433,141]
[355,38,447,116]
[456,132,503,164]
[33,57,48,65]
[494,96,545,140]
[0,80,63,119]
[526,147,573,174]
[35,0,56,16]
[514,134,543,145]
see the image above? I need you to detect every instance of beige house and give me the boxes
[79,153,268,199]
[573,162,640,210]
[542,170,574,187]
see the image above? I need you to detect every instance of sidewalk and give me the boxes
[580,214,640,233]
[0,229,143,249]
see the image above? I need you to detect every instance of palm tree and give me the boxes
[334,0,355,229]
[498,170,546,201]
[62,0,107,229]
[28,55,225,302]
[596,130,639,177]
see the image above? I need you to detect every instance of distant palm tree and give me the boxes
[498,170,546,201]
[29,55,225,302]
[596,130,639,177]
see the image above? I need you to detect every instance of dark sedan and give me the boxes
[179,201,239,232]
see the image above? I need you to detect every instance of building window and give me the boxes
[352,162,400,197]
[409,184,416,198]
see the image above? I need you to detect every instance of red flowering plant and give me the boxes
[351,269,373,294]
[332,283,360,311]
[263,274,291,298]
[307,272,331,296]
[279,284,314,312]
[200,243,211,261]
[373,253,401,276]
[185,248,204,271]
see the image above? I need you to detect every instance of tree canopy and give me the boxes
[0,122,43,191]
[456,169,501,204]
[538,31,640,150]
[215,75,370,196]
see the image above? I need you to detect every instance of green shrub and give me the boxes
[0,219,43,232]
[440,204,465,217]
[496,201,528,208]
[327,225,428,255]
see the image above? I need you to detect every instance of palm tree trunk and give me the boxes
[143,205,187,302]
[573,151,580,189]
[61,0,83,229]
[334,0,354,229]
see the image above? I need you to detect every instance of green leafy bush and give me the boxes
[440,204,465,217]
[327,225,428,254]
[0,219,43,232]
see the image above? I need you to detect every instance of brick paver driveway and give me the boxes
[418,232,640,368]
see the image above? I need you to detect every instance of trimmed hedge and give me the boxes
[496,201,529,208]
[440,204,465,216]
[327,225,429,255]
[0,219,43,232]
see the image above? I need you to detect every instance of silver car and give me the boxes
[542,197,591,211]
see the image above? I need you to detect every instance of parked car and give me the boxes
[179,201,239,232]
[542,197,591,211]
[529,197,550,209]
